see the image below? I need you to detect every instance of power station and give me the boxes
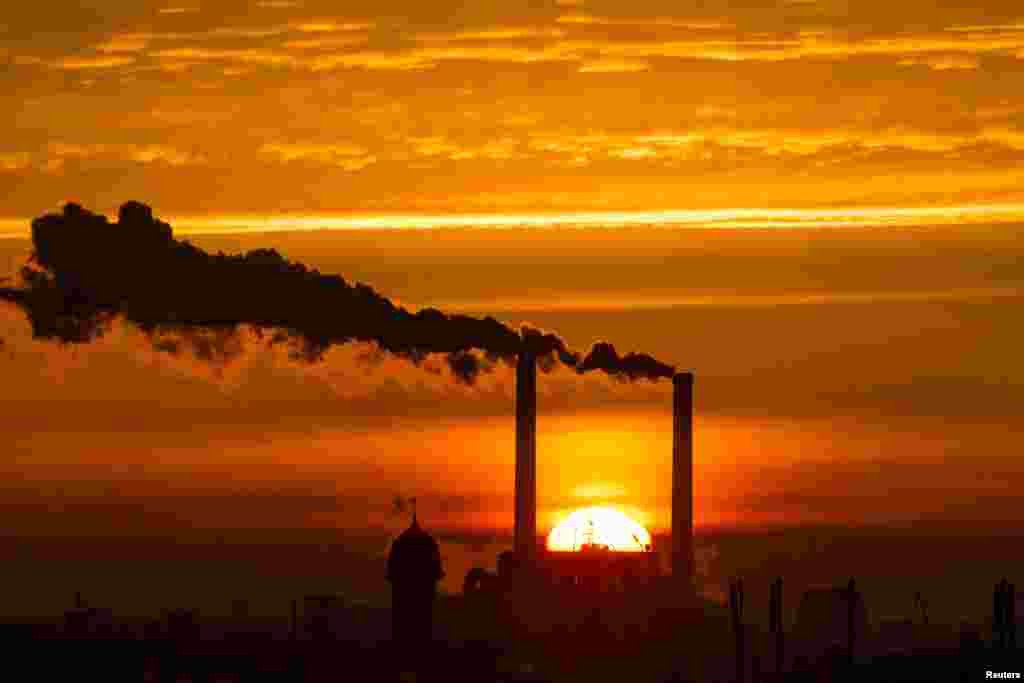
[509,351,695,594]
[403,350,696,640]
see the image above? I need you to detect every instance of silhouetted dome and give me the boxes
[386,518,444,584]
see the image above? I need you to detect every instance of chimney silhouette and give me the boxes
[514,351,537,566]
[672,372,695,591]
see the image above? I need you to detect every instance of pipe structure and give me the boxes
[514,351,538,567]
[672,372,695,592]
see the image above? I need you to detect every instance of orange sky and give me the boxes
[2,1,1024,544]
[5,1,1024,215]
[1,220,1022,538]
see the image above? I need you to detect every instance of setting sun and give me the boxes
[547,506,652,553]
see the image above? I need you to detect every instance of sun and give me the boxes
[546,506,652,552]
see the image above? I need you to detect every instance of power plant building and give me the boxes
[509,351,694,594]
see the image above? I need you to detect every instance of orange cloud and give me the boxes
[556,14,732,30]
[95,37,152,53]
[578,59,649,73]
[415,27,567,42]
[0,153,31,171]
[53,55,137,70]
[309,51,435,71]
[898,54,980,70]
[290,20,374,33]
[34,142,206,172]
[281,35,368,49]
[149,47,299,66]
[260,142,377,170]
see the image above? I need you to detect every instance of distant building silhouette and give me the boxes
[386,512,444,669]
[498,550,521,579]
[464,567,500,596]
[794,583,869,665]
[303,594,345,640]
[63,605,113,641]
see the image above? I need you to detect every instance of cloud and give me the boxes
[308,51,435,71]
[127,145,206,165]
[149,47,299,66]
[52,55,136,70]
[260,142,377,169]
[434,287,1024,313]
[35,143,206,171]
[11,56,45,66]
[519,126,1024,163]
[945,23,1024,33]
[409,45,577,65]
[549,29,1024,64]
[898,54,980,70]
[95,37,151,53]
[0,153,31,172]
[556,14,732,30]
[290,21,374,33]
[415,27,567,42]
[90,19,375,54]
[10,6,1024,218]
[17,9,1024,100]
[578,59,649,73]
[280,35,368,50]
[60,15,1024,80]
[408,136,526,161]
[158,6,200,14]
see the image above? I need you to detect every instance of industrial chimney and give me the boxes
[672,372,695,592]
[514,351,537,567]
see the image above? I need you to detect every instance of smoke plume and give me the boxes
[0,202,676,383]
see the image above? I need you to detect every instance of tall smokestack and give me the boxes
[672,372,694,591]
[514,351,537,566]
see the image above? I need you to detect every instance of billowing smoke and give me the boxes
[579,341,676,381]
[0,202,675,383]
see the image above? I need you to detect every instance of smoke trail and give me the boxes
[0,202,676,383]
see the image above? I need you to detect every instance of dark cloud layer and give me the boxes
[0,201,675,382]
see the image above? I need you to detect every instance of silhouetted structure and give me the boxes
[770,577,786,676]
[303,594,345,640]
[464,567,500,596]
[672,372,695,594]
[469,364,688,651]
[514,350,538,570]
[63,605,113,641]
[794,582,869,667]
[542,543,659,592]
[498,549,521,579]
[994,578,1016,649]
[386,514,444,670]
[730,578,746,683]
